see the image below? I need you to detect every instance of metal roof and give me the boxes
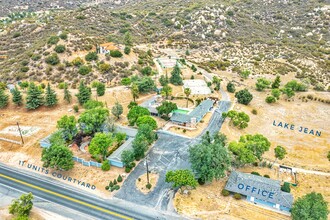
[170,99,214,123]
[225,171,294,208]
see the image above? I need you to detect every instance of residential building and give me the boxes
[98,42,118,54]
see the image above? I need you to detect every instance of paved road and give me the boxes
[0,163,179,220]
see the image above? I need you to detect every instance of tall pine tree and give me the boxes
[26,82,44,110]
[0,89,9,108]
[76,81,91,105]
[45,83,58,107]
[170,64,183,85]
[11,86,23,106]
[63,85,72,104]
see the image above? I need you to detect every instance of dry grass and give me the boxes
[135,172,159,194]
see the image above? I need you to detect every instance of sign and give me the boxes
[237,183,275,199]
[272,120,322,137]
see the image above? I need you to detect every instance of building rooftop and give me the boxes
[99,42,118,51]
[107,137,134,163]
[225,171,294,208]
[170,99,214,123]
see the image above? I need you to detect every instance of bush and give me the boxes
[146,183,152,189]
[105,186,109,190]
[227,82,236,93]
[281,182,291,193]
[234,193,242,200]
[31,54,41,61]
[48,36,60,45]
[59,32,68,40]
[20,66,29,72]
[85,52,98,61]
[101,161,110,171]
[78,65,91,75]
[138,178,141,182]
[113,179,117,185]
[124,46,131,55]
[58,82,67,89]
[72,57,84,67]
[266,96,276,103]
[13,32,21,38]
[198,178,205,185]
[252,109,258,115]
[73,105,79,112]
[251,171,261,176]
[328,151,330,161]
[114,185,120,190]
[117,175,123,182]
[235,89,253,105]
[264,174,270,178]
[45,54,60,65]
[110,50,123,58]
[221,189,230,196]
[109,181,114,187]
[54,45,66,53]
[125,167,131,173]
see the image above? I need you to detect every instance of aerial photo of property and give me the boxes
[0,0,329,219]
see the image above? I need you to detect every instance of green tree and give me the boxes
[121,78,131,86]
[9,193,34,219]
[112,102,123,119]
[101,160,111,171]
[89,133,114,160]
[83,100,104,109]
[271,89,281,99]
[44,83,58,107]
[159,75,169,86]
[11,86,23,106]
[274,145,287,162]
[45,53,60,65]
[256,78,271,91]
[85,52,98,61]
[127,106,150,126]
[136,115,157,130]
[48,36,59,45]
[99,63,111,74]
[115,132,126,146]
[124,31,133,47]
[189,133,231,183]
[131,83,139,102]
[137,77,155,93]
[72,57,84,67]
[240,70,250,79]
[222,110,250,129]
[170,64,183,85]
[184,88,191,108]
[110,50,123,58]
[78,108,109,134]
[227,82,236,93]
[78,65,91,75]
[132,134,149,160]
[49,131,66,146]
[42,145,74,170]
[59,32,68,40]
[128,101,137,109]
[291,192,328,220]
[19,81,29,90]
[161,84,172,99]
[165,169,197,193]
[136,124,156,144]
[0,89,9,108]
[76,81,91,105]
[235,89,253,105]
[271,75,281,89]
[121,150,135,167]
[228,134,271,166]
[96,83,105,96]
[124,46,131,55]
[156,101,178,119]
[54,45,66,53]
[281,182,291,193]
[141,66,152,76]
[265,96,276,103]
[63,85,72,104]
[282,87,295,98]
[26,82,44,110]
[57,115,77,141]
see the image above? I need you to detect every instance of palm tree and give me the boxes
[184,88,191,108]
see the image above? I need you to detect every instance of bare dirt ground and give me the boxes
[174,167,330,220]
[0,206,69,220]
[0,87,156,197]
[218,72,330,172]
[135,172,159,194]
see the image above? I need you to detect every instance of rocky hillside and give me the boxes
[0,0,329,90]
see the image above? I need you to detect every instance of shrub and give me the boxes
[59,32,68,40]
[73,105,79,112]
[114,185,120,190]
[58,82,67,89]
[221,189,230,196]
[78,65,91,75]
[266,96,276,103]
[117,175,123,182]
[227,82,236,93]
[31,54,41,61]
[85,52,98,61]
[328,151,330,161]
[234,193,242,200]
[105,186,109,190]
[20,66,29,72]
[251,171,261,176]
[138,178,141,182]
[198,178,205,185]
[110,50,123,58]
[264,174,270,178]
[45,54,60,65]
[72,57,84,67]
[252,109,258,115]
[48,36,60,45]
[54,45,66,53]
[281,182,291,193]
[113,179,117,185]
[146,183,152,189]
[235,89,253,105]
[124,46,131,55]
[125,167,131,173]
[101,161,110,171]
[13,32,21,38]
[109,181,114,187]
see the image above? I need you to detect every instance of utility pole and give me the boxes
[16,122,24,145]
[146,154,150,184]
